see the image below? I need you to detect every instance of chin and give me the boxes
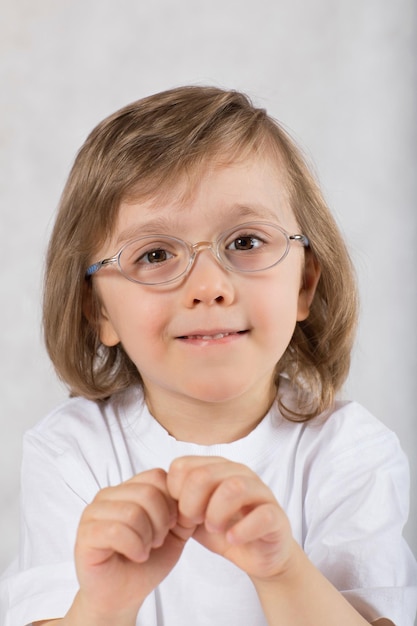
[184,381,255,405]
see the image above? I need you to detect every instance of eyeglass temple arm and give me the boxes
[289,234,309,247]
[85,257,116,277]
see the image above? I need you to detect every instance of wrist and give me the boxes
[63,590,140,626]
[250,542,371,626]
[250,539,303,592]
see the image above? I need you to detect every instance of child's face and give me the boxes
[93,154,317,413]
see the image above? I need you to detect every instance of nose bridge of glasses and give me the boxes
[189,240,215,259]
[186,239,224,270]
[191,240,213,253]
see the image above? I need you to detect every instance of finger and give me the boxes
[94,468,171,507]
[89,479,177,548]
[83,494,175,550]
[167,456,228,500]
[204,475,274,533]
[127,468,171,493]
[77,517,153,565]
[225,502,284,545]
[168,457,254,523]
[131,470,179,533]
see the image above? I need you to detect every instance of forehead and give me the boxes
[111,153,296,246]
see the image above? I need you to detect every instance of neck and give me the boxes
[143,382,277,445]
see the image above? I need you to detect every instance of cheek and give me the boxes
[116,294,171,356]
[98,282,170,352]
[120,297,168,342]
[249,271,302,324]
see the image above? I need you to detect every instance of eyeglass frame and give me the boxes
[85,220,310,286]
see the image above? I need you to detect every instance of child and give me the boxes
[1,86,416,626]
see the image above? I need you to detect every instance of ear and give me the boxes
[83,281,121,347]
[297,250,321,321]
[97,305,121,347]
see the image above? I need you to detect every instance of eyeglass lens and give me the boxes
[118,222,291,285]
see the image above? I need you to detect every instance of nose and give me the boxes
[181,244,236,307]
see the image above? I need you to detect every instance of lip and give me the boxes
[176,329,249,344]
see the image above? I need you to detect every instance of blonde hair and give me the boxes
[43,85,358,420]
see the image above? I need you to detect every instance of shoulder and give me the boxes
[296,399,410,518]
[20,386,147,495]
[307,399,404,463]
[293,399,408,487]
[301,403,415,624]
[278,377,403,460]
[276,378,407,480]
[23,386,144,458]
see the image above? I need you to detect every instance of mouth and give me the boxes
[177,330,248,341]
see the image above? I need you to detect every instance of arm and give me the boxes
[252,544,393,625]
[33,468,196,626]
[167,456,395,626]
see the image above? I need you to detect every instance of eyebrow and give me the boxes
[231,204,280,221]
[115,216,183,246]
[114,203,283,247]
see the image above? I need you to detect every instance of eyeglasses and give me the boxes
[85,221,309,286]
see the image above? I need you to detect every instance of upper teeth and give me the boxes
[194,333,230,340]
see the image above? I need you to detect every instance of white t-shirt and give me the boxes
[1,380,416,626]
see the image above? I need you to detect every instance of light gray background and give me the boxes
[1,0,416,580]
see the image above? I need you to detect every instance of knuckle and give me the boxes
[151,467,167,482]
[121,501,143,527]
[261,503,278,525]
[106,520,120,540]
[169,457,188,475]
[137,467,166,485]
[94,486,112,500]
[138,482,160,502]
[223,475,247,497]
[188,466,212,489]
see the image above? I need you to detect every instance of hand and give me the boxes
[167,457,295,583]
[74,468,196,621]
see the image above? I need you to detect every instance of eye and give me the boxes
[137,247,174,264]
[226,234,264,251]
